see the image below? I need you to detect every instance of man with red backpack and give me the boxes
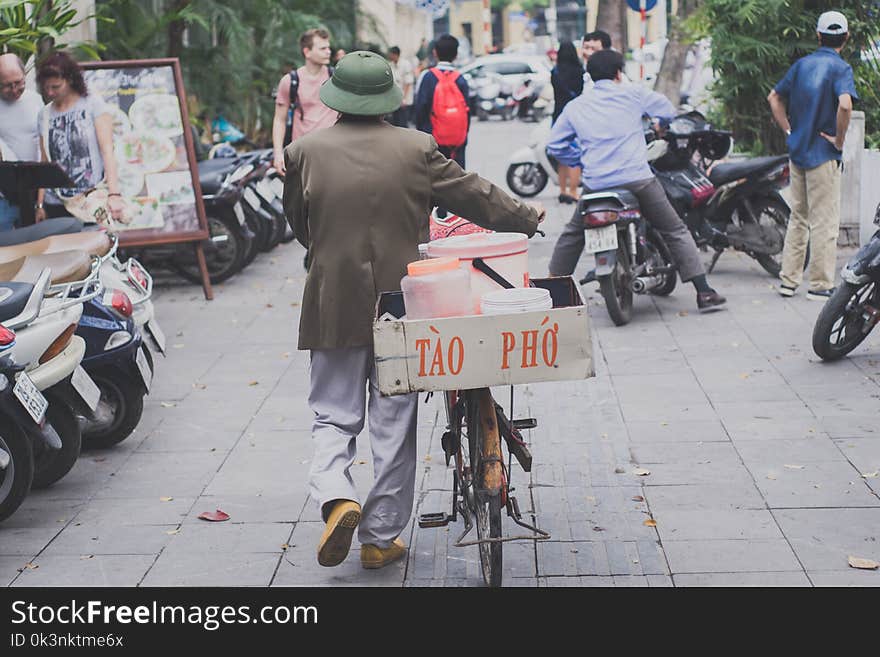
[414,34,469,168]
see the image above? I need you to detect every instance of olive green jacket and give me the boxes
[283,118,540,350]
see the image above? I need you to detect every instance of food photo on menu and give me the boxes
[84,65,199,235]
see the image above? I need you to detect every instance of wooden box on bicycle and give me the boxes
[373,276,594,395]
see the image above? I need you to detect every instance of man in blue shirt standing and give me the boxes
[768,11,858,300]
[547,49,726,312]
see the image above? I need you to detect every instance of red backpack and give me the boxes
[430,68,469,147]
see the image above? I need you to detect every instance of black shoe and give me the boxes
[697,290,727,313]
[562,194,577,204]
[558,194,567,203]
[579,269,597,285]
[807,288,834,301]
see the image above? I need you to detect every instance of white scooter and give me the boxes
[506,117,558,198]
[3,267,102,489]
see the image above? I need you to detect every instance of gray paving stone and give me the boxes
[734,437,846,464]
[753,461,879,508]
[645,482,766,510]
[136,427,243,453]
[673,571,812,586]
[808,570,880,586]
[12,555,156,587]
[161,521,294,555]
[143,551,280,586]
[40,522,177,556]
[773,508,880,571]
[72,496,195,526]
[93,451,226,499]
[652,509,784,541]
[624,420,730,444]
[0,527,63,556]
[182,493,308,524]
[662,539,802,574]
[0,556,31,586]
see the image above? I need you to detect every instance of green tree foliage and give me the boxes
[693,0,880,152]
[95,0,357,142]
[0,0,102,66]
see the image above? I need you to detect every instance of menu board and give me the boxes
[80,59,208,246]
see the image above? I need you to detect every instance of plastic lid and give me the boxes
[481,287,551,306]
[427,232,528,259]
[407,256,460,276]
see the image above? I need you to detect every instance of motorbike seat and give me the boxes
[0,230,112,264]
[198,157,237,195]
[708,155,788,187]
[579,188,640,212]
[0,281,34,324]
[0,217,83,247]
[0,252,92,286]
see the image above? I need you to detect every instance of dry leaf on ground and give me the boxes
[248,381,259,386]
[633,468,651,476]
[784,464,806,470]
[614,467,626,474]
[643,519,657,527]
[848,556,879,570]
[165,529,180,536]
[861,471,879,479]
[766,473,777,480]
[632,495,645,502]
[160,402,176,408]
[198,509,231,522]
[159,497,173,502]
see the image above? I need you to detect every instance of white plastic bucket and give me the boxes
[427,233,529,313]
[480,287,553,315]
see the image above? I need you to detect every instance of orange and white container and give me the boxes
[400,256,472,320]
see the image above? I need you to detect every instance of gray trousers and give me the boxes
[308,347,418,548]
[548,176,706,283]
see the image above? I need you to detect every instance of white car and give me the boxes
[460,54,551,89]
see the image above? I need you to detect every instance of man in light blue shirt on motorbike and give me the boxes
[547,49,725,312]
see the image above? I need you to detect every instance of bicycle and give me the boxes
[419,385,550,587]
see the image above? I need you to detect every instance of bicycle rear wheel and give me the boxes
[467,388,503,587]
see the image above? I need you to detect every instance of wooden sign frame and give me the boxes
[80,58,212,299]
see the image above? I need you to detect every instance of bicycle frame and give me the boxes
[423,386,550,550]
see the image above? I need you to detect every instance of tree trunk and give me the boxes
[167,0,192,59]
[654,0,701,105]
[596,0,627,52]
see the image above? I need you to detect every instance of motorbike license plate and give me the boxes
[243,186,262,211]
[256,178,276,203]
[146,319,166,353]
[233,202,246,226]
[135,346,152,393]
[584,225,618,254]
[71,365,101,413]
[13,372,48,425]
[270,177,284,199]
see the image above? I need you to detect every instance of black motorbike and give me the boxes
[812,203,880,361]
[649,112,793,277]
[579,189,677,326]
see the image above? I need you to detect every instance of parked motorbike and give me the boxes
[512,77,553,123]
[812,203,880,361]
[3,267,102,489]
[130,156,254,285]
[506,117,557,198]
[648,111,793,277]
[0,322,60,521]
[475,73,517,122]
[579,189,677,326]
[77,292,151,449]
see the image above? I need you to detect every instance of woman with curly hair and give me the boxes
[34,51,123,222]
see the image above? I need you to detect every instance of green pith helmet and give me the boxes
[319,50,403,116]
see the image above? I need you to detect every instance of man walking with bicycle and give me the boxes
[283,51,543,570]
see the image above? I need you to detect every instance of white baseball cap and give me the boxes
[817,11,848,35]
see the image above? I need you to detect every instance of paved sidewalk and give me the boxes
[2,121,878,587]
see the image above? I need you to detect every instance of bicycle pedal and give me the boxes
[419,512,450,528]
[512,418,538,430]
